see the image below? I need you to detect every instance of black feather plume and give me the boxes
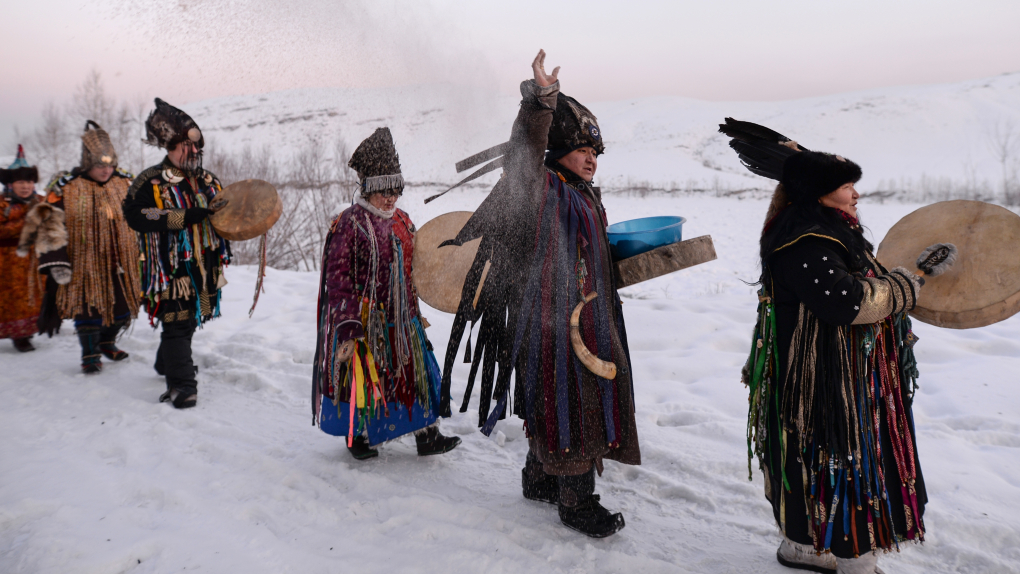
[718,117,810,181]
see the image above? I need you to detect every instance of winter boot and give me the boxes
[159,388,197,409]
[558,467,625,538]
[78,328,102,374]
[98,323,129,361]
[522,450,558,504]
[414,425,461,456]
[12,337,35,352]
[347,435,379,460]
[835,552,884,574]
[776,537,836,573]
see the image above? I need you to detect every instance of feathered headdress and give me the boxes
[548,93,604,157]
[144,98,204,150]
[718,118,861,223]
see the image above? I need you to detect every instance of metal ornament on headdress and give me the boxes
[363,174,405,194]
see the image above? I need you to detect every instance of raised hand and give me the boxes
[532,49,560,88]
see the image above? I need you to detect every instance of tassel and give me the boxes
[249,231,268,317]
[464,321,474,363]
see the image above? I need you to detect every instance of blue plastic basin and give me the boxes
[607,216,686,260]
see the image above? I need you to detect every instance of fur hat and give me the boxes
[780,151,861,204]
[79,121,118,172]
[144,98,204,150]
[348,127,403,196]
[0,145,38,184]
[547,93,604,157]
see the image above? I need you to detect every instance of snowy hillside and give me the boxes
[2,191,1018,573]
[189,73,1020,195]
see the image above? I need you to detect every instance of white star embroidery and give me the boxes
[854,305,860,310]
[842,290,847,295]
[814,279,819,283]
[822,256,828,261]
[825,290,830,295]
[829,269,834,274]
[803,263,808,268]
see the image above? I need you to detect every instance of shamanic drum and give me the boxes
[876,199,1020,329]
[413,211,481,314]
[209,179,282,241]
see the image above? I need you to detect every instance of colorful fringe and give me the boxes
[137,178,229,326]
[745,290,924,555]
[311,212,441,444]
[482,174,623,453]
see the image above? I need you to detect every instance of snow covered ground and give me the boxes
[2,190,1019,573]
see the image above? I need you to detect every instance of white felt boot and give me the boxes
[835,551,885,574]
[776,537,837,573]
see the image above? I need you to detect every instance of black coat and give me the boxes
[753,220,927,558]
[123,157,229,321]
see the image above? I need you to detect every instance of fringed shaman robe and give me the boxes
[30,170,141,325]
[745,226,926,558]
[441,80,640,476]
[0,193,43,338]
[123,158,230,326]
[312,204,444,446]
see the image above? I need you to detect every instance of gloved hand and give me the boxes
[184,207,214,225]
[50,265,72,285]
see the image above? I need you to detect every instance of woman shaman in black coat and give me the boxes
[744,151,926,574]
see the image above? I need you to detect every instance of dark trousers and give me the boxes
[155,301,198,395]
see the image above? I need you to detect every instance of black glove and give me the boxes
[184,207,214,225]
[37,276,62,337]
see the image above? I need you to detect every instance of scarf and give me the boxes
[355,193,395,219]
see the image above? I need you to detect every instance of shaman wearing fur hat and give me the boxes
[721,114,928,573]
[0,145,45,352]
[440,51,638,538]
[18,122,141,373]
[122,98,230,409]
[311,127,461,460]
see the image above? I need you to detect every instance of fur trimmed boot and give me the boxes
[522,450,558,504]
[558,467,625,538]
[776,538,836,573]
[414,425,461,456]
[78,329,102,374]
[835,552,884,574]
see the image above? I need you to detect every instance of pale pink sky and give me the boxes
[3,0,1019,144]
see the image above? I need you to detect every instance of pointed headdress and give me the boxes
[79,121,118,171]
[0,145,39,184]
[349,127,404,196]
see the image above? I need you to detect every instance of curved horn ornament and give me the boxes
[570,292,617,380]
